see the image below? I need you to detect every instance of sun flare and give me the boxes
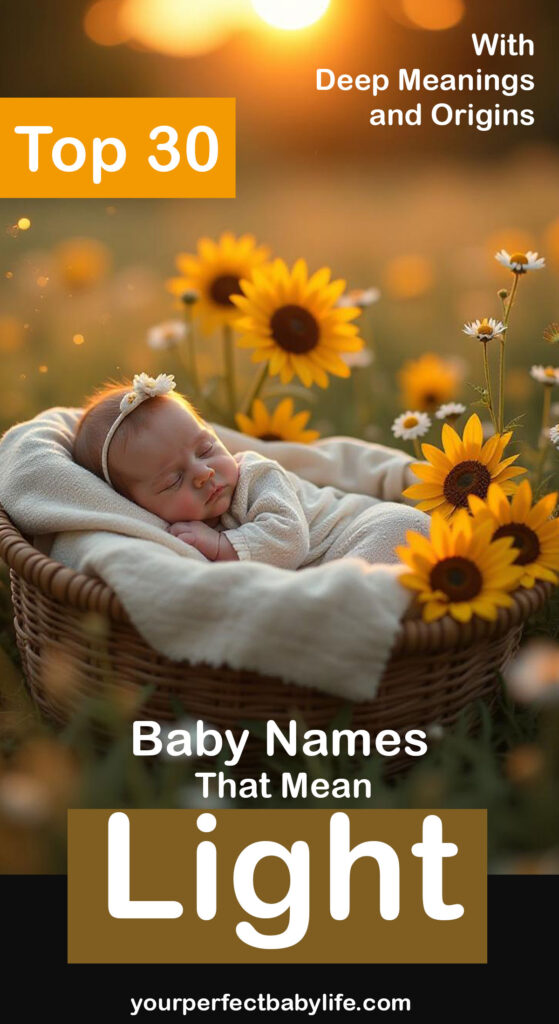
[252,0,330,31]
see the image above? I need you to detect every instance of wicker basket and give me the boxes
[0,504,551,773]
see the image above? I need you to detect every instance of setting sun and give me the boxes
[252,0,330,31]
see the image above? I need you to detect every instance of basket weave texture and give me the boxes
[0,505,551,771]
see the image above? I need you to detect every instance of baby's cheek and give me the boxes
[177,495,205,522]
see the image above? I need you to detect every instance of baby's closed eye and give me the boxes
[159,472,183,493]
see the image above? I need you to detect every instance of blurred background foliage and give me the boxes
[1,0,559,871]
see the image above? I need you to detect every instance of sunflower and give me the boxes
[403,413,525,519]
[235,398,320,444]
[398,353,459,412]
[230,258,363,388]
[166,233,270,333]
[396,510,523,623]
[468,481,559,588]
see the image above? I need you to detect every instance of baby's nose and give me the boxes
[193,464,215,488]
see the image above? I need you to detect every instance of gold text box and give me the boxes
[0,98,235,197]
[68,809,486,963]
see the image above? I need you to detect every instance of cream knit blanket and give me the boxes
[0,408,419,701]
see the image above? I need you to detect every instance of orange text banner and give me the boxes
[0,98,235,198]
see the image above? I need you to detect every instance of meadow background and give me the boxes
[1,0,559,871]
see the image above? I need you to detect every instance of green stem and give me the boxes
[222,323,237,420]
[534,385,552,491]
[184,306,202,400]
[241,363,269,416]
[482,341,497,431]
[498,337,506,434]
[504,272,520,327]
[413,438,422,460]
[498,273,520,433]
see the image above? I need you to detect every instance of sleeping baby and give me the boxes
[73,372,429,567]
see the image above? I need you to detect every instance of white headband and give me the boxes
[101,372,176,486]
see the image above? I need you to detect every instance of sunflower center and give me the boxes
[443,460,491,508]
[493,523,541,566]
[209,274,242,307]
[430,557,482,602]
[258,432,282,441]
[270,304,319,354]
[421,391,441,411]
[510,252,528,265]
[403,415,419,429]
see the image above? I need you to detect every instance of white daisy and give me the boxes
[495,249,546,274]
[391,410,431,441]
[549,424,559,447]
[337,287,380,308]
[147,320,188,350]
[530,365,559,386]
[463,317,506,342]
[340,347,374,368]
[435,402,466,421]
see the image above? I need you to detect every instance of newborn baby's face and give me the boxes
[112,399,239,523]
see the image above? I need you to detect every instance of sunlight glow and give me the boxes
[119,0,251,57]
[252,0,330,31]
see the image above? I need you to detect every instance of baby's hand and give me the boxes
[168,520,219,561]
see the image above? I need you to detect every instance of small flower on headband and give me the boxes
[120,372,176,411]
[495,250,546,274]
[463,317,506,342]
[530,365,559,386]
[435,402,466,422]
[391,410,431,441]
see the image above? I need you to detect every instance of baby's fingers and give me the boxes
[176,532,196,546]
[168,521,192,537]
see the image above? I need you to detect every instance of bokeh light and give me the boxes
[83,0,130,47]
[383,254,435,299]
[544,217,559,269]
[53,237,112,290]
[0,315,25,354]
[401,0,465,31]
[17,217,31,231]
[252,0,330,31]
[119,0,252,57]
